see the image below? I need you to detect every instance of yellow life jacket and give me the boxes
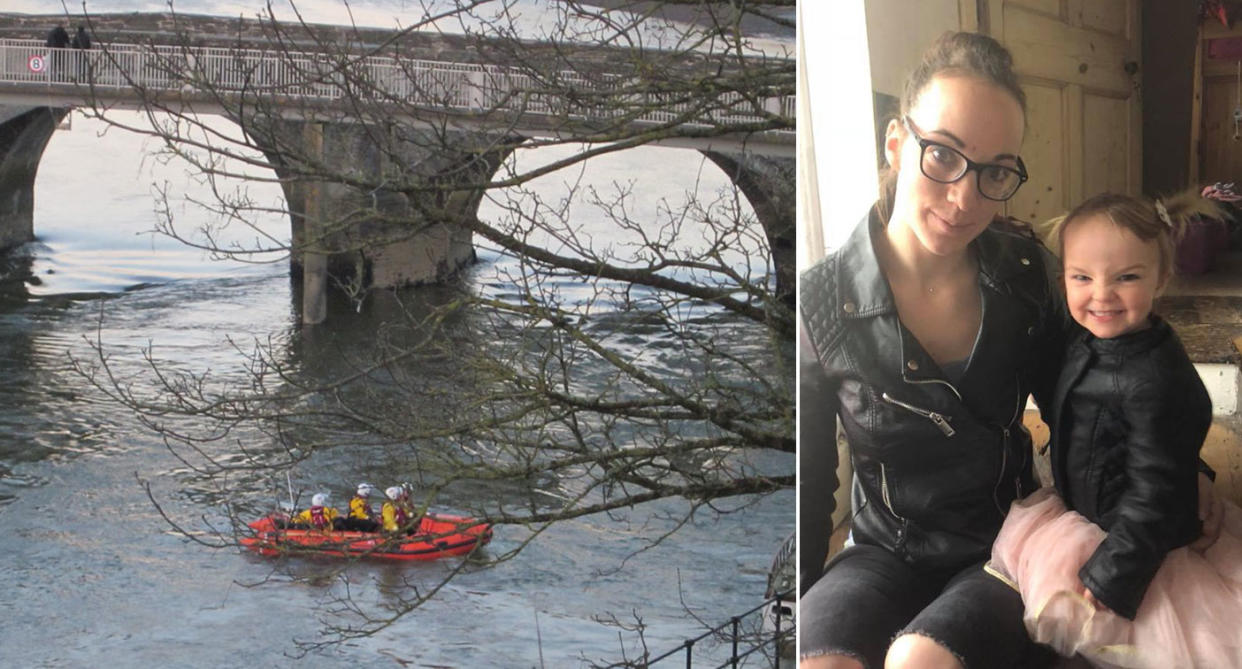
[349,496,374,520]
[381,501,410,532]
[294,505,339,530]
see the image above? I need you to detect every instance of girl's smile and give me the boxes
[1061,214,1165,339]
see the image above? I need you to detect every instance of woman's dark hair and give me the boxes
[875,32,1027,222]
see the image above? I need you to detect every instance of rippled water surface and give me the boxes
[0,99,792,667]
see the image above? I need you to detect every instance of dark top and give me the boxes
[72,27,91,50]
[1049,316,1211,619]
[46,26,70,49]
[798,210,1069,591]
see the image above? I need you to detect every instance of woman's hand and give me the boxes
[1190,472,1224,552]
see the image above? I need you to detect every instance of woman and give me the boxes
[799,32,1218,669]
[799,32,1056,668]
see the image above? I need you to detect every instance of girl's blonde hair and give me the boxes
[1053,191,1224,285]
[875,32,1027,223]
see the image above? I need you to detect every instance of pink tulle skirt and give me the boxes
[987,488,1242,668]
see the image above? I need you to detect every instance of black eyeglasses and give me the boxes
[902,116,1028,202]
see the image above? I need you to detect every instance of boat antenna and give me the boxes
[286,470,295,510]
[534,609,545,669]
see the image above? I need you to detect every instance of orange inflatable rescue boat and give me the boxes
[241,512,492,561]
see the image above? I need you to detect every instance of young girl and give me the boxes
[988,193,1242,667]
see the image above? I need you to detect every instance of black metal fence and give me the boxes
[644,589,794,668]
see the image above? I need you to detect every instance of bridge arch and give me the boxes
[701,150,794,309]
[1,108,792,318]
[1,27,791,320]
[0,106,67,248]
[476,141,790,306]
[247,124,793,319]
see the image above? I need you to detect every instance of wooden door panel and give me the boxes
[1083,93,1133,196]
[1077,0,1129,36]
[1010,0,1060,18]
[1010,82,1068,223]
[1196,22,1242,186]
[989,0,1140,223]
[1002,6,1132,96]
[1199,77,1242,185]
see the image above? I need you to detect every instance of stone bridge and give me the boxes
[0,13,793,321]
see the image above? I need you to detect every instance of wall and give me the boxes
[864,0,974,98]
[799,0,970,261]
[800,0,878,259]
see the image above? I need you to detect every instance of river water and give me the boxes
[0,4,794,664]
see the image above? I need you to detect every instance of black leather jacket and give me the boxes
[1051,317,1210,619]
[799,211,1067,591]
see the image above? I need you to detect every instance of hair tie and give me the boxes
[1154,199,1173,228]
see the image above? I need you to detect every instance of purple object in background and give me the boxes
[1177,216,1228,275]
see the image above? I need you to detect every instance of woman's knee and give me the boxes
[800,654,866,669]
[884,633,964,669]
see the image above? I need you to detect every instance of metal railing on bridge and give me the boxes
[639,589,794,668]
[0,38,793,135]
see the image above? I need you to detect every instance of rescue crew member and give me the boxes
[292,493,340,531]
[382,486,418,534]
[345,482,380,532]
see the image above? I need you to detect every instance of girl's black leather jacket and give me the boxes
[1050,318,1211,619]
[799,211,1067,591]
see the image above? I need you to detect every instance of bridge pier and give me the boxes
[0,106,68,250]
[0,107,793,323]
[702,151,795,310]
[248,118,518,324]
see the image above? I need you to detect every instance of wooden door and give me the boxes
[1198,73,1242,185]
[1198,21,1242,187]
[985,0,1142,227]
